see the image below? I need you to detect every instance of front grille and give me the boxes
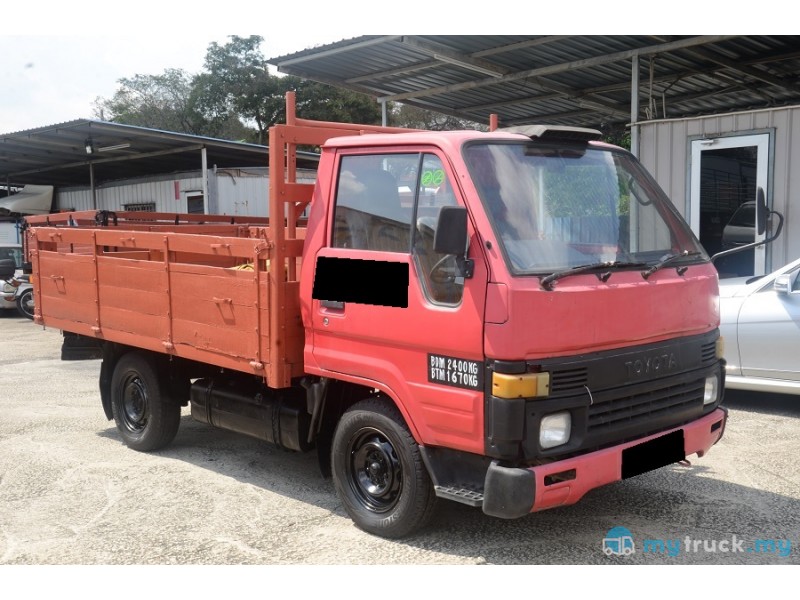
[701,340,717,365]
[588,377,705,435]
[550,366,589,393]
[501,330,722,462]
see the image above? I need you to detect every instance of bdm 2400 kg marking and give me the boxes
[428,354,482,390]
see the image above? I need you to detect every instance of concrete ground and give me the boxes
[1,310,798,591]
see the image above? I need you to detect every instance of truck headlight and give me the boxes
[703,375,719,405]
[540,411,571,449]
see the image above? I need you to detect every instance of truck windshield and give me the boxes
[463,142,708,275]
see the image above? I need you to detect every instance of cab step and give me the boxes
[434,485,484,507]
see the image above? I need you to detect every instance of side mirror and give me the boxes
[774,274,792,295]
[711,186,783,264]
[434,206,468,255]
[756,187,768,236]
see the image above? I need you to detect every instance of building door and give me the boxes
[689,133,769,277]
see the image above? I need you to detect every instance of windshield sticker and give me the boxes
[421,169,445,187]
[428,353,483,390]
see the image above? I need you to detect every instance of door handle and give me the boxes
[320,300,345,310]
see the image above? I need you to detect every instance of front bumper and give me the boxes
[482,407,727,519]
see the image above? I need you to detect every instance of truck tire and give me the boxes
[16,288,34,320]
[331,398,436,538]
[110,352,180,452]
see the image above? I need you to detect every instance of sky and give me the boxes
[0,32,352,132]
[1,2,376,133]
[0,3,780,134]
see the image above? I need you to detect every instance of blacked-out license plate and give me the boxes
[621,429,685,479]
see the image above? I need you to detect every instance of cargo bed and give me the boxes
[27,212,306,388]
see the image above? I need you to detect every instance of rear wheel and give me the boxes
[110,352,180,451]
[16,288,34,320]
[331,398,436,538]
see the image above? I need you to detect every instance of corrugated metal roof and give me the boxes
[269,35,800,129]
[0,120,319,188]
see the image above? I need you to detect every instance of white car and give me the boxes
[719,257,800,395]
[0,243,23,308]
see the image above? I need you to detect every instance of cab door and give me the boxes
[309,149,488,453]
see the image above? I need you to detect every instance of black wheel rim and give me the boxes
[347,427,402,513]
[120,374,149,434]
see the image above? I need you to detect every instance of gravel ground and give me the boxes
[1,310,798,593]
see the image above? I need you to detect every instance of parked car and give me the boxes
[719,256,800,395]
[0,243,28,318]
[2,274,34,319]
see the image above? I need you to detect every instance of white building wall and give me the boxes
[215,168,316,217]
[639,104,800,270]
[55,167,318,218]
[57,173,202,214]
[216,170,269,217]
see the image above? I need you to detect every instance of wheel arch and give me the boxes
[99,344,193,421]
[313,377,422,478]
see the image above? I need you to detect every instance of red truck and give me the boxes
[25,92,727,538]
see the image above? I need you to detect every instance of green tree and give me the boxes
[199,35,285,144]
[599,122,631,150]
[95,36,385,143]
[390,103,485,131]
[93,68,206,134]
[293,80,381,125]
[199,35,382,143]
[188,72,254,141]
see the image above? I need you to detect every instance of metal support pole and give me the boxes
[201,147,209,214]
[89,163,97,209]
[381,101,388,127]
[630,54,640,158]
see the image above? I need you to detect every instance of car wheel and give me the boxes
[331,398,436,538]
[110,352,180,452]
[16,288,34,320]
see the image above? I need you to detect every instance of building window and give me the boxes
[123,202,156,212]
[187,195,205,214]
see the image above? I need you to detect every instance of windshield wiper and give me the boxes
[539,261,648,290]
[641,251,703,279]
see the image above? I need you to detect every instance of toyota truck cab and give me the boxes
[301,124,725,530]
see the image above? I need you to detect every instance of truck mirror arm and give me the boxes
[711,209,784,264]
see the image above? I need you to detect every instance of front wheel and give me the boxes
[110,352,180,451]
[331,398,436,538]
[16,288,34,320]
